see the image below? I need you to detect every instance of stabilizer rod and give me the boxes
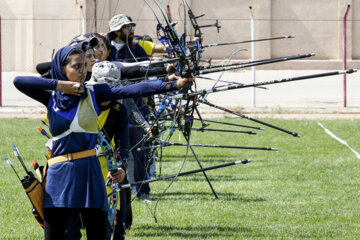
[116,159,251,191]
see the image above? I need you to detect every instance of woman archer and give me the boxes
[13,45,191,239]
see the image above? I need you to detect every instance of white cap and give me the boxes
[109,14,136,33]
[88,61,121,85]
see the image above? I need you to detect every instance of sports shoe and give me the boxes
[139,193,152,202]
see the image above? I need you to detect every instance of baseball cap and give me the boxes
[68,34,92,46]
[76,37,99,52]
[109,14,136,33]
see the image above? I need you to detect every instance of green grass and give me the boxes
[1,117,360,239]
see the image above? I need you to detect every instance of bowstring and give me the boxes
[135,0,196,223]
[149,0,195,223]
[129,0,178,154]
[209,48,247,90]
[125,0,172,211]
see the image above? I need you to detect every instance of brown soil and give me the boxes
[1,107,359,119]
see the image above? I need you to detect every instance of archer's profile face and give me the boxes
[85,49,96,72]
[63,53,86,84]
[93,37,106,60]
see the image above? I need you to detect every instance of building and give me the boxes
[0,0,358,72]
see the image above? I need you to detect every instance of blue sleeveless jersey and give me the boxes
[44,88,108,211]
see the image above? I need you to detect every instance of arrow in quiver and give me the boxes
[5,153,46,228]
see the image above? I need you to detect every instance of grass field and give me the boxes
[1,117,360,239]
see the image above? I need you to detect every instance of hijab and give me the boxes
[51,46,86,110]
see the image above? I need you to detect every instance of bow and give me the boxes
[96,131,119,228]
[140,1,225,219]
[82,94,124,234]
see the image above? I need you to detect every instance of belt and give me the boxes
[48,149,96,166]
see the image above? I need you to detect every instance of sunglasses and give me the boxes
[123,25,135,31]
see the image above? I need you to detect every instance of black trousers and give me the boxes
[44,208,107,240]
[129,124,150,195]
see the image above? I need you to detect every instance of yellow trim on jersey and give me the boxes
[138,40,155,56]
[98,109,110,128]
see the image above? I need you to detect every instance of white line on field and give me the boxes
[318,122,360,160]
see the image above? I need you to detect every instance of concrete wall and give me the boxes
[1,0,360,71]
[0,0,82,71]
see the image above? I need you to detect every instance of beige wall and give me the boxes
[1,0,359,71]
[1,0,82,71]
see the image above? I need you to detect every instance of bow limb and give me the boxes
[83,97,120,231]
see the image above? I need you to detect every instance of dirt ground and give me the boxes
[1,106,359,120]
[3,70,359,121]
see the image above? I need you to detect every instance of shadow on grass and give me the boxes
[160,157,268,164]
[131,224,253,238]
[161,155,242,161]
[150,191,266,202]
[172,175,260,182]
